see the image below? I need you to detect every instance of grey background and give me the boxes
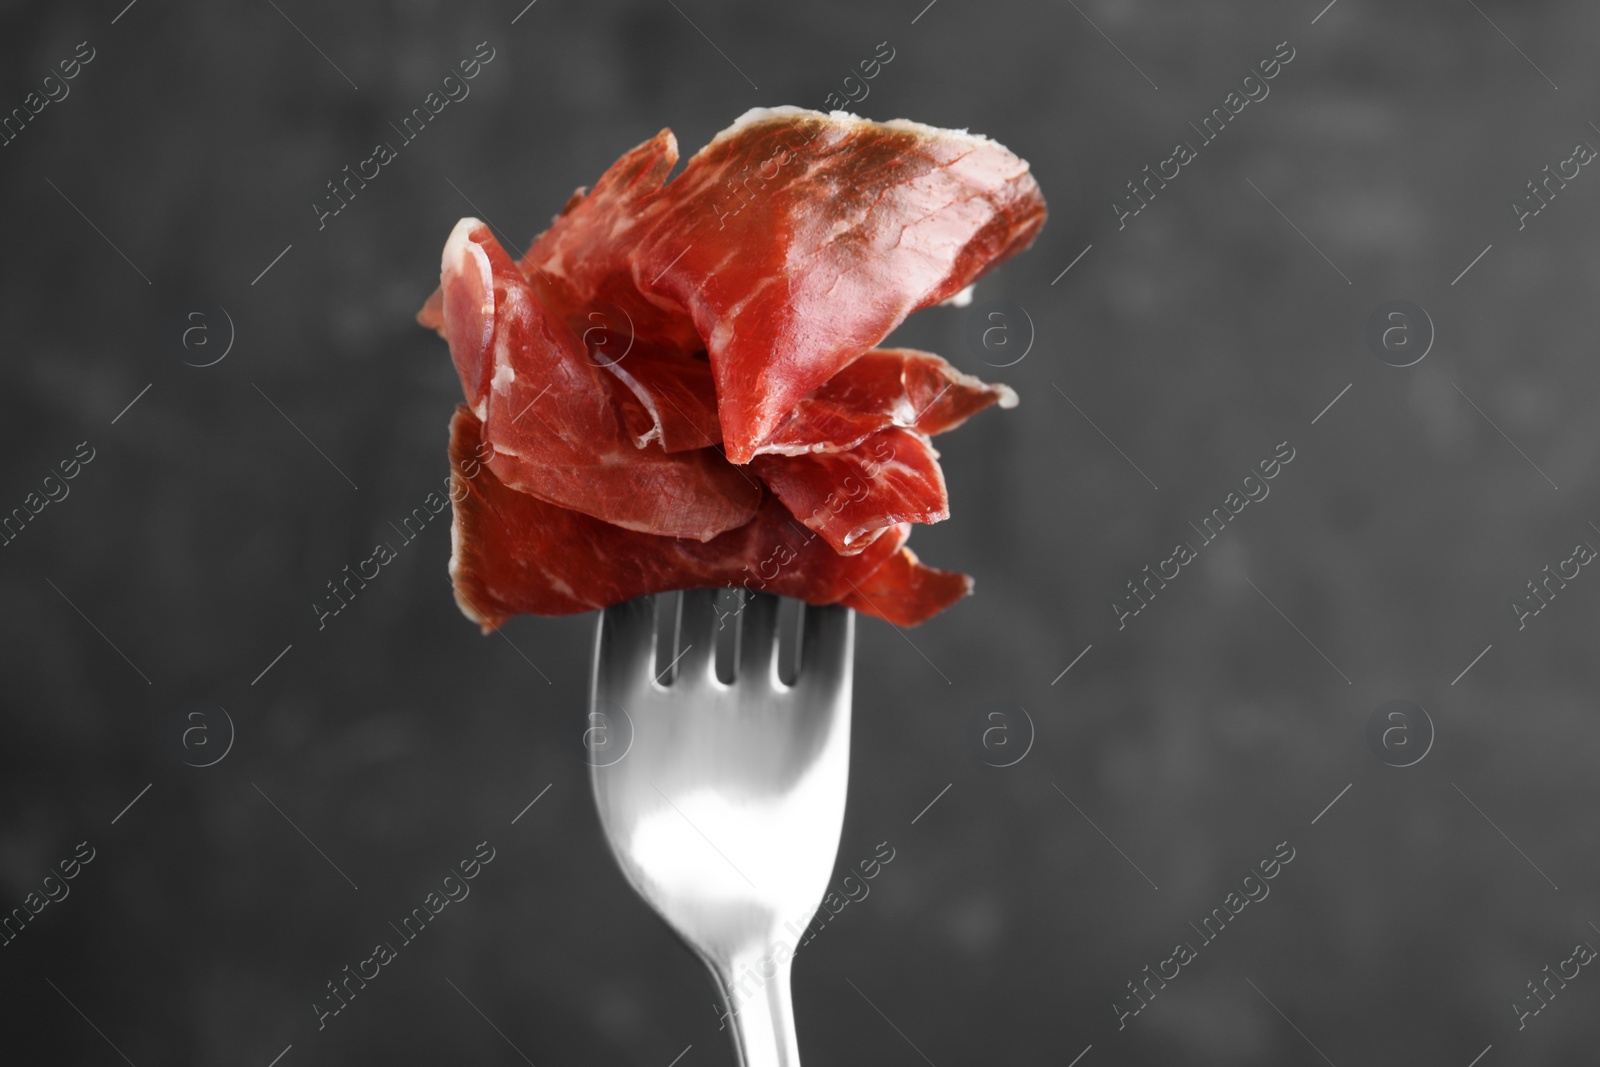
[2,0,1598,1063]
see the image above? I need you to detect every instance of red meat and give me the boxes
[837,545,974,628]
[629,110,1044,463]
[751,428,948,555]
[517,130,704,355]
[448,406,915,624]
[442,219,759,542]
[759,347,1018,455]
[516,109,1046,462]
[422,108,1046,628]
[601,345,722,453]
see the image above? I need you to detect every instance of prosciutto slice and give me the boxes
[837,546,974,627]
[751,428,948,555]
[517,108,1046,462]
[600,344,1016,460]
[601,345,722,453]
[759,347,1017,456]
[422,108,1046,629]
[441,219,758,542]
[447,407,948,624]
[517,130,704,355]
[632,110,1043,463]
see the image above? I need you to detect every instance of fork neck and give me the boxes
[715,956,801,1067]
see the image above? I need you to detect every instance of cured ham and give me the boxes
[440,219,758,542]
[601,346,722,453]
[837,546,974,627]
[516,131,707,355]
[447,407,938,623]
[422,108,1046,627]
[760,347,1017,456]
[750,428,948,555]
[515,108,1046,463]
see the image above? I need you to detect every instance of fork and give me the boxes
[589,589,855,1067]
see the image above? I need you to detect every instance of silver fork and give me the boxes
[589,589,855,1067]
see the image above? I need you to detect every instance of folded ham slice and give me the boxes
[751,428,948,555]
[837,545,973,625]
[439,219,758,542]
[518,108,1045,462]
[422,108,1046,628]
[759,347,1018,456]
[601,345,722,453]
[447,406,969,626]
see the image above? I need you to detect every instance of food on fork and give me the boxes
[419,107,1047,628]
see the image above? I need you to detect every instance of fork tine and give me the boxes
[799,601,855,680]
[672,588,722,682]
[596,595,657,687]
[737,591,781,685]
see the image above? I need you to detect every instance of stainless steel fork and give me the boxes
[589,589,855,1067]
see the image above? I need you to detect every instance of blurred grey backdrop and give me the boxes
[2,0,1599,1063]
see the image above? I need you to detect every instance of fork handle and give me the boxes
[714,956,801,1067]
